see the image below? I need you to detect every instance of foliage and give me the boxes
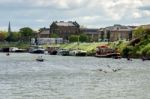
[69,35,79,42]
[141,43,150,56]
[19,27,33,42]
[0,31,8,41]
[11,32,21,41]
[107,31,110,42]
[122,46,133,57]
[101,31,104,41]
[122,27,150,58]
[51,33,59,38]
[133,27,146,38]
[79,34,88,42]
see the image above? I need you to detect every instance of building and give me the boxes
[7,21,13,41]
[102,24,135,42]
[38,28,50,38]
[140,24,150,29]
[80,28,100,41]
[50,21,80,41]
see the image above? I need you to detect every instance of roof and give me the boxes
[81,28,99,34]
[39,28,50,34]
[140,24,150,29]
[56,22,75,26]
[105,24,133,31]
[52,21,79,27]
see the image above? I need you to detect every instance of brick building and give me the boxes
[50,21,80,41]
[38,28,50,38]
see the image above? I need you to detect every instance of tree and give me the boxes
[19,27,33,42]
[51,33,59,38]
[11,32,21,41]
[133,27,145,38]
[69,35,79,42]
[79,34,88,42]
[122,46,133,58]
[0,31,8,41]
[107,30,110,42]
[101,31,104,41]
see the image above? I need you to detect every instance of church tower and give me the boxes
[8,21,11,36]
[7,21,12,41]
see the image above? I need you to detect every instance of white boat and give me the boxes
[9,47,26,52]
[29,46,45,54]
[69,49,87,56]
[36,56,44,62]
[57,49,70,56]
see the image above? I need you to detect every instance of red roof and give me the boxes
[97,45,108,48]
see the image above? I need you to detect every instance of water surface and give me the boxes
[0,53,150,99]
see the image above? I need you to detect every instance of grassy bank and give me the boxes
[44,42,128,56]
[0,42,30,49]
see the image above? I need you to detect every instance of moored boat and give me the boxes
[95,45,121,58]
[29,45,45,54]
[9,47,27,53]
[69,49,87,56]
[57,49,70,56]
[47,46,59,55]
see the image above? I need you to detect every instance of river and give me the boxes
[0,53,150,99]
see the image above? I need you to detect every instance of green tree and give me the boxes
[122,46,133,58]
[101,31,104,41]
[51,33,59,38]
[69,35,79,42]
[79,34,88,42]
[19,27,33,42]
[133,27,145,38]
[0,31,8,41]
[11,32,21,41]
[107,31,110,42]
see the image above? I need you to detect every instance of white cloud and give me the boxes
[35,19,47,23]
[133,12,142,18]
[143,10,150,16]
[0,0,150,30]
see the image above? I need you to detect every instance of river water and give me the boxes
[0,53,150,99]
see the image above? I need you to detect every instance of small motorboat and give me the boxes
[36,56,44,62]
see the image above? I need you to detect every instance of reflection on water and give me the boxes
[0,53,150,99]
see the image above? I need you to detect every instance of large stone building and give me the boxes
[80,28,100,41]
[50,21,80,41]
[101,24,135,42]
[37,23,136,43]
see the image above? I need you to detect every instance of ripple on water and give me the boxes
[0,53,150,99]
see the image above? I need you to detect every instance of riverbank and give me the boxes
[0,41,128,56]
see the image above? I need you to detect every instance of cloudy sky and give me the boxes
[0,0,150,31]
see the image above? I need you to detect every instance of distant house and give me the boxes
[103,24,135,42]
[80,28,100,41]
[140,24,150,29]
[50,21,80,41]
[38,28,50,38]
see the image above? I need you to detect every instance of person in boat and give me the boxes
[142,56,146,61]
[126,53,132,61]
[6,53,10,56]
[36,56,44,62]
[127,57,132,61]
